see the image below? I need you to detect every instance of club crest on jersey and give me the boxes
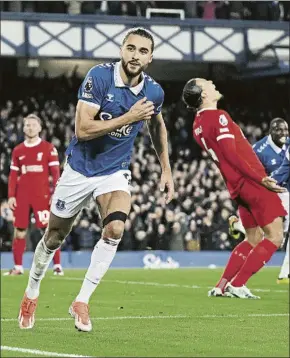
[84,77,93,92]
[219,114,228,126]
[56,199,66,211]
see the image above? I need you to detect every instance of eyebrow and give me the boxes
[126,44,149,52]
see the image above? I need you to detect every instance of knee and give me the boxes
[103,221,124,239]
[15,228,27,239]
[246,235,263,248]
[44,227,68,250]
[268,233,284,248]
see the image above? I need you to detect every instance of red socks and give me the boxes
[231,238,278,287]
[216,240,253,291]
[12,238,26,266]
[53,248,61,265]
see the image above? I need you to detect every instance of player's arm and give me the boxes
[146,91,174,203]
[214,113,273,183]
[272,148,290,185]
[8,149,20,210]
[75,68,154,141]
[48,145,60,191]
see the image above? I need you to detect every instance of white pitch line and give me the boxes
[52,277,288,293]
[1,313,288,323]
[1,314,186,322]
[1,346,90,357]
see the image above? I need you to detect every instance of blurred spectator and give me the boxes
[0,73,288,252]
[1,1,288,21]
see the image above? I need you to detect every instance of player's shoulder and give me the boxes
[87,62,115,80]
[41,140,54,149]
[143,73,164,99]
[198,109,231,125]
[12,142,25,153]
[253,136,269,153]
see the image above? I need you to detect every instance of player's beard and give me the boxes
[121,58,146,79]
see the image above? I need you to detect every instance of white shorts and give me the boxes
[51,164,131,218]
[279,191,289,233]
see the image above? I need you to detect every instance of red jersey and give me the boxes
[8,138,60,199]
[193,109,267,198]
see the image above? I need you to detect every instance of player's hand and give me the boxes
[261,177,287,193]
[8,197,17,210]
[127,97,155,122]
[160,169,175,204]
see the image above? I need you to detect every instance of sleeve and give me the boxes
[48,144,60,190]
[8,149,20,198]
[271,148,290,186]
[78,66,106,109]
[48,144,60,167]
[213,111,264,184]
[153,86,164,115]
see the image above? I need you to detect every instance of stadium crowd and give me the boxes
[1,1,289,21]
[1,74,288,253]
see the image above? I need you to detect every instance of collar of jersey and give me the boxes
[24,137,41,148]
[267,135,286,154]
[196,108,217,114]
[114,61,144,95]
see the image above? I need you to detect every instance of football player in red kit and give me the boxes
[182,78,286,299]
[4,114,64,276]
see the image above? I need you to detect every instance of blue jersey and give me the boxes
[253,135,290,175]
[66,62,164,177]
[272,148,290,191]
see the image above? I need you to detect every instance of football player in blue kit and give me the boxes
[18,27,175,332]
[229,118,289,284]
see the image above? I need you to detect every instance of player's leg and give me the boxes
[224,180,286,298]
[277,192,289,283]
[71,190,131,332]
[209,206,262,297]
[18,163,95,329]
[32,199,64,276]
[4,197,30,276]
[230,217,284,292]
[18,213,77,329]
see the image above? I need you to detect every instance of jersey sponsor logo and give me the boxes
[21,165,44,173]
[82,92,93,99]
[99,111,133,138]
[56,199,66,211]
[105,94,114,102]
[110,125,133,138]
[219,114,228,126]
[84,77,93,92]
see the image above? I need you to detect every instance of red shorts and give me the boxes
[236,180,287,229]
[14,195,50,229]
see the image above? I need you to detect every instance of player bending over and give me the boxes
[4,114,63,276]
[182,78,286,299]
[229,119,289,284]
[18,27,174,331]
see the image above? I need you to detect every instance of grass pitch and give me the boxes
[1,267,289,357]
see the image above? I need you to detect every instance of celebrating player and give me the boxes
[229,118,289,283]
[18,27,174,331]
[182,78,287,299]
[4,114,63,276]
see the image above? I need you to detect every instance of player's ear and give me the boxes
[148,54,153,64]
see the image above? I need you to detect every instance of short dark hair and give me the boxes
[182,79,203,111]
[122,27,155,52]
[269,117,287,132]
